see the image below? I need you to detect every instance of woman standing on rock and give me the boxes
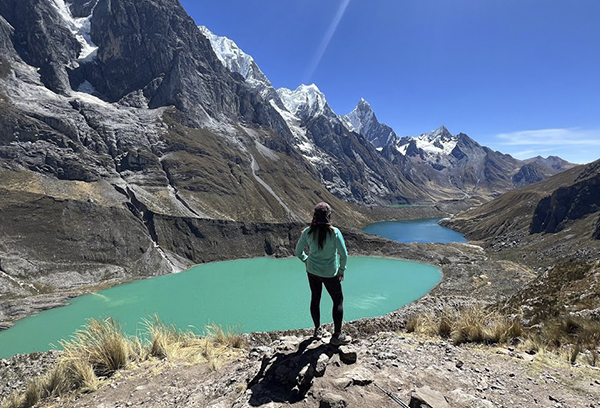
[296,202,351,345]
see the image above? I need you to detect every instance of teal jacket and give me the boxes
[295,226,348,278]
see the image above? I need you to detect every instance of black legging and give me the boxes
[307,272,344,334]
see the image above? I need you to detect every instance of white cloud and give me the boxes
[493,128,600,164]
[496,128,600,146]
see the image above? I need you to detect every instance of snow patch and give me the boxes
[199,26,253,78]
[277,84,330,118]
[395,126,457,156]
[198,25,271,89]
[50,0,98,62]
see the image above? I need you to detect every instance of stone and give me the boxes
[409,386,449,408]
[333,378,352,389]
[297,363,314,388]
[315,353,330,377]
[319,393,347,408]
[450,389,494,408]
[338,345,357,365]
[345,367,374,386]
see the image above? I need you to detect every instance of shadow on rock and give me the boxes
[248,337,336,405]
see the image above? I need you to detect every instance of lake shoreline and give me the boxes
[0,229,539,402]
[0,202,471,331]
[0,229,532,342]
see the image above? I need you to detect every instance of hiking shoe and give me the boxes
[330,332,351,346]
[313,326,328,339]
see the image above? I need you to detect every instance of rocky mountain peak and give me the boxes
[277,84,335,122]
[340,98,396,150]
[356,97,371,110]
[395,126,458,157]
[198,25,270,88]
[421,125,454,143]
[341,98,374,131]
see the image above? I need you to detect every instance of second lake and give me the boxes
[363,218,467,244]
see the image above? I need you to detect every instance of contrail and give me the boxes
[304,0,351,83]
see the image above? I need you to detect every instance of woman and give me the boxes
[295,202,351,345]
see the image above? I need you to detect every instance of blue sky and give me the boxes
[179,0,600,164]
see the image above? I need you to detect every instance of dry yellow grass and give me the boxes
[405,306,599,367]
[59,317,131,377]
[406,305,523,345]
[1,316,247,408]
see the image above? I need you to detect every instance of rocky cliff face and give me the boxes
[443,159,600,267]
[530,160,600,235]
[0,0,383,312]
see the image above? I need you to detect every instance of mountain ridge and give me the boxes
[0,0,587,332]
[200,26,574,203]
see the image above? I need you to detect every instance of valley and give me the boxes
[0,0,599,406]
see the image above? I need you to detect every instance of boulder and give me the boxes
[319,393,346,408]
[409,386,449,408]
[338,345,357,364]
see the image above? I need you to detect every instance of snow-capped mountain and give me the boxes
[340,96,574,199]
[340,98,397,149]
[198,26,273,94]
[394,126,458,157]
[277,84,337,122]
[199,28,425,204]
[200,23,572,202]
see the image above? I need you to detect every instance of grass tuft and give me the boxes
[59,317,131,377]
[405,307,599,366]
[406,305,522,345]
[1,316,246,408]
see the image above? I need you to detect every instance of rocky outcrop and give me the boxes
[340,98,396,150]
[443,160,600,270]
[530,159,600,234]
[304,113,422,204]
[0,0,80,94]
[500,261,600,323]
[512,163,544,187]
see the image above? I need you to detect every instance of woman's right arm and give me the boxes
[295,229,309,262]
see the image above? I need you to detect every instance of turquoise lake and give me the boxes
[363,218,467,244]
[0,256,441,359]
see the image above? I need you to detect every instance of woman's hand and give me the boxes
[338,273,344,282]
